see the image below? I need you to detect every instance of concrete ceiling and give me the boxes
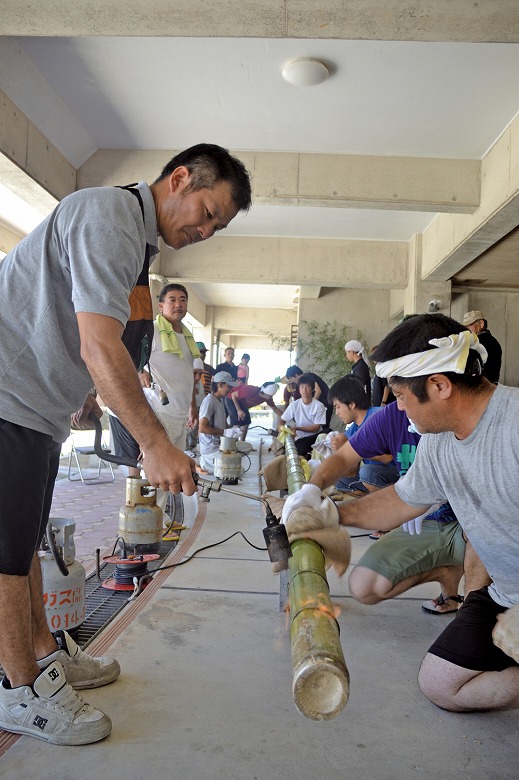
[1,1,519,312]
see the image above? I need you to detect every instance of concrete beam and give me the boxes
[79,149,480,214]
[422,113,519,282]
[1,1,518,41]
[212,306,296,338]
[160,236,408,289]
[253,153,480,214]
[299,286,321,300]
[0,89,75,203]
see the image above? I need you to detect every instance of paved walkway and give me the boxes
[4,432,517,779]
[52,465,125,567]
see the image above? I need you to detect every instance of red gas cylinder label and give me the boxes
[43,585,86,630]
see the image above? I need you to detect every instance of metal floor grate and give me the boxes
[75,496,184,648]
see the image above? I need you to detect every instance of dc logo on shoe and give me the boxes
[33,715,48,731]
[48,667,60,681]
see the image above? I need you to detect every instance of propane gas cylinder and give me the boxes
[40,517,86,633]
[214,436,244,485]
[118,476,163,554]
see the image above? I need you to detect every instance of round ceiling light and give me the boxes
[281,58,329,87]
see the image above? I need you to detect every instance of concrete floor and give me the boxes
[1,430,517,779]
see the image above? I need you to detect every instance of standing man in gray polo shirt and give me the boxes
[0,144,251,745]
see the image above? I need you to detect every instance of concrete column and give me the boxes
[296,287,392,380]
[404,234,451,316]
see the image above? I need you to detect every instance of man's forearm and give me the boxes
[296,423,320,433]
[338,485,429,531]
[309,452,355,489]
[199,419,223,436]
[309,441,362,489]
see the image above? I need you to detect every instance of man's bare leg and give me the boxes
[0,554,58,687]
[418,653,519,711]
[28,553,59,661]
[0,570,40,687]
[349,564,464,606]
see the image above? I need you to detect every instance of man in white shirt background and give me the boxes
[280,373,326,458]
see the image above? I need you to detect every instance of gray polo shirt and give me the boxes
[0,182,158,442]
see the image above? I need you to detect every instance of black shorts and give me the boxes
[109,415,140,462]
[224,397,251,427]
[295,433,319,459]
[428,587,519,672]
[0,418,61,575]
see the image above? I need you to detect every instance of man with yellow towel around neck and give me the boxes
[140,283,200,511]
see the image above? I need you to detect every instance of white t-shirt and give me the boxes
[281,398,326,440]
[147,322,194,418]
[199,393,227,453]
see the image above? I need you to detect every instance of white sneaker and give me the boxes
[37,630,120,690]
[0,661,111,745]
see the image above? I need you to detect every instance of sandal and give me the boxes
[368,531,387,540]
[421,594,464,615]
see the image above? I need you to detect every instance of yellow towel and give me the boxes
[155,315,200,359]
[277,426,294,446]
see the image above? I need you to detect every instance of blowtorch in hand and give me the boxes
[192,473,292,564]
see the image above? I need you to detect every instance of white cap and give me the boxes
[345,339,364,354]
[193,358,204,370]
[213,371,239,386]
[260,382,279,396]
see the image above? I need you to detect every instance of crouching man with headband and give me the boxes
[283,313,519,713]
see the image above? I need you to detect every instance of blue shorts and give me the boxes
[336,461,399,493]
[0,418,61,575]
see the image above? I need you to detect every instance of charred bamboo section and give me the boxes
[285,434,350,720]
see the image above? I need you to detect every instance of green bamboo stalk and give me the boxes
[284,435,306,495]
[285,435,350,720]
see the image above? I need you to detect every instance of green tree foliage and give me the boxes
[296,319,366,385]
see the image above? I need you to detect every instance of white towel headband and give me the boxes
[376,331,488,379]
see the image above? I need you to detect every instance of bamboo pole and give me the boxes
[285,435,350,720]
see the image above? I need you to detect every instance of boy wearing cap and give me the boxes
[462,310,502,383]
[198,371,239,473]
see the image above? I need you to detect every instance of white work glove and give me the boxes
[492,605,519,663]
[285,496,340,536]
[182,492,199,529]
[281,483,322,524]
[402,504,441,535]
[289,527,351,578]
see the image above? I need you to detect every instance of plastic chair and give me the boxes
[67,427,115,483]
